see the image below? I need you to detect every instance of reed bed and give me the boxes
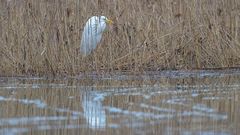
[0,0,240,76]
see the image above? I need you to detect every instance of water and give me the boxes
[0,70,240,135]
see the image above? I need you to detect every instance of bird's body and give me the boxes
[80,16,112,56]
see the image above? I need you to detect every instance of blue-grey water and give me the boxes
[0,70,240,135]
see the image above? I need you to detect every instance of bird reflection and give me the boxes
[82,92,106,129]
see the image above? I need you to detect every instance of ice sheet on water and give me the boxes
[181,130,231,135]
[105,106,173,119]
[0,96,47,108]
[192,104,216,113]
[0,116,78,126]
[0,128,28,135]
[140,103,176,113]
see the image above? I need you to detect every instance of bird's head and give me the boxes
[101,16,113,25]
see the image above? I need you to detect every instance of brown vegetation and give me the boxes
[0,0,240,76]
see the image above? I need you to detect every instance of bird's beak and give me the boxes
[106,18,113,25]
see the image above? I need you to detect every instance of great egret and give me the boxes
[80,16,113,56]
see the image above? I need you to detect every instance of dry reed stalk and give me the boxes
[0,0,240,76]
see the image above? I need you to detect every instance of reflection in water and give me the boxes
[82,92,106,129]
[0,70,240,134]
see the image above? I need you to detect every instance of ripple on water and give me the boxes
[0,69,240,134]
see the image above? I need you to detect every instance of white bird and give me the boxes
[80,16,113,56]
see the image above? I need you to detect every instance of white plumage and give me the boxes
[80,16,113,56]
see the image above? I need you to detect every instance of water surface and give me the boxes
[0,70,240,135]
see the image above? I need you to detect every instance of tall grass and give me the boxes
[0,0,240,76]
